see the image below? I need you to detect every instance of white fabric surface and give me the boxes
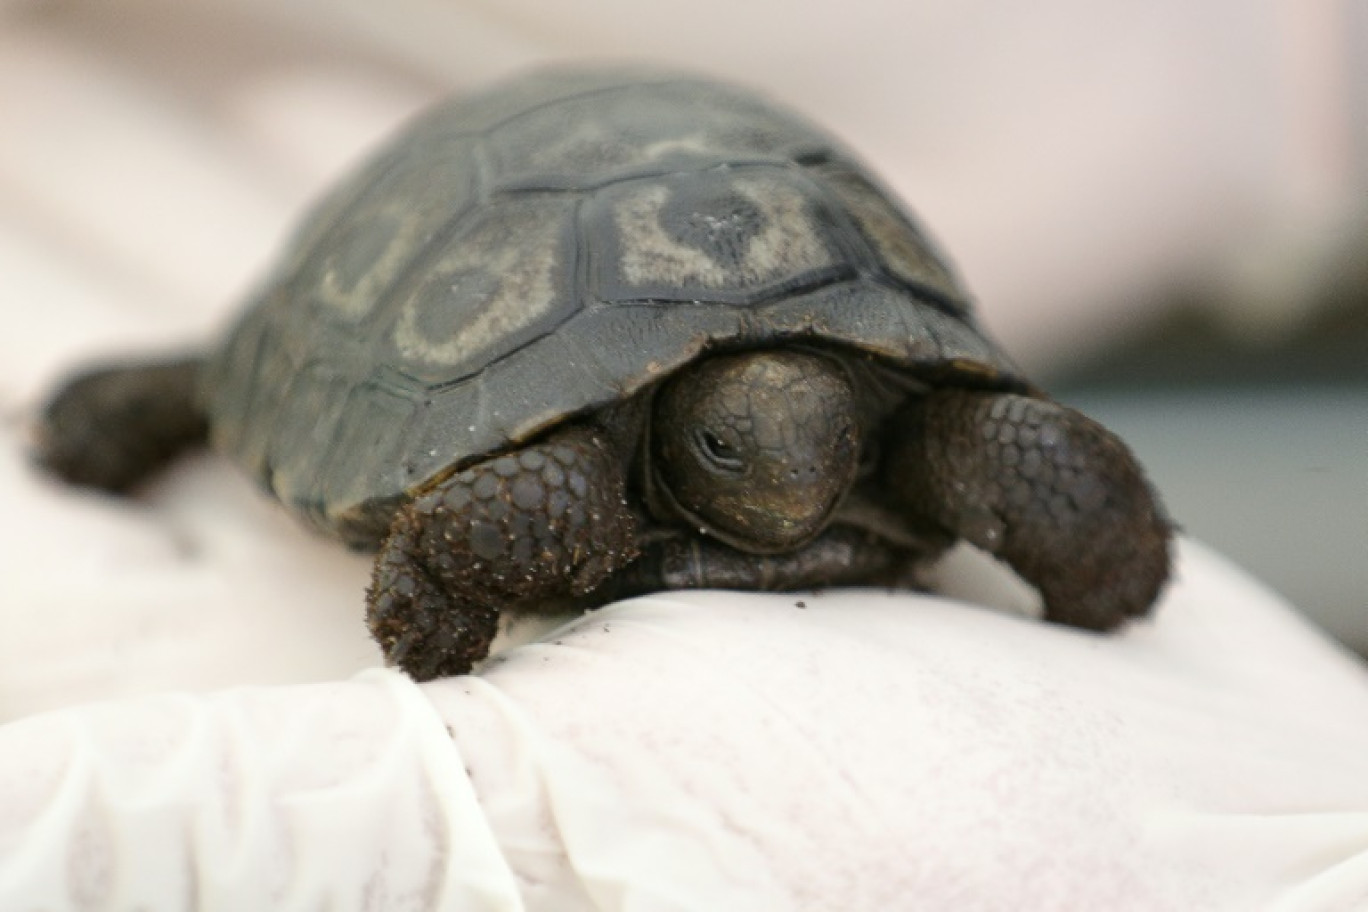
[3,4,1366,909]
[3,542,1368,910]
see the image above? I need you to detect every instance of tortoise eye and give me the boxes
[696,428,744,471]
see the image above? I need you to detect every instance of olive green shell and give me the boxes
[202,68,1020,546]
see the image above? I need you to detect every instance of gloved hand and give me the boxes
[2,537,1366,911]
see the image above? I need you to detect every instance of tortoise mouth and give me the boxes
[648,462,845,555]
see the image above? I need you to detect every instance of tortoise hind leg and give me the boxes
[34,357,208,492]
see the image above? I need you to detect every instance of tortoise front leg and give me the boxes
[883,390,1172,630]
[367,424,640,680]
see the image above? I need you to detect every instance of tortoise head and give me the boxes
[650,349,861,554]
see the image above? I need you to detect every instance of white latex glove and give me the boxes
[2,538,1367,911]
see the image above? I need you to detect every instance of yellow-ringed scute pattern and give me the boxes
[202,69,1011,544]
[598,169,843,301]
[389,196,575,379]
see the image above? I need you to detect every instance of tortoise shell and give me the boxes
[201,68,1021,545]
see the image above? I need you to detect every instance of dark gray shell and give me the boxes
[202,68,1021,545]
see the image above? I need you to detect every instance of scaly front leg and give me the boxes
[884,390,1172,630]
[367,424,640,680]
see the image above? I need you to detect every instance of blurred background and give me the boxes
[1,0,1364,665]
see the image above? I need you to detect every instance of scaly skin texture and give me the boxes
[884,389,1172,631]
[366,424,640,680]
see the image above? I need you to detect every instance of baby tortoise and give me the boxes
[36,68,1172,681]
